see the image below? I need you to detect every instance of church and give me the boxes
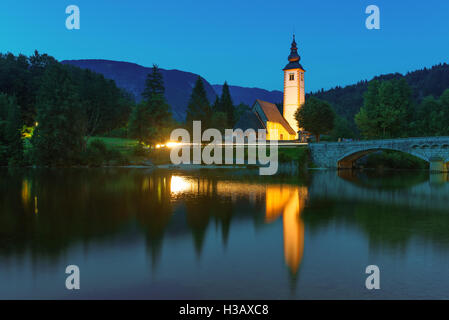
[235,35,305,141]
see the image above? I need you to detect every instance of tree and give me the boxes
[69,67,131,140]
[414,95,440,136]
[31,64,85,166]
[128,101,152,144]
[355,79,412,139]
[434,89,449,136]
[217,82,235,128]
[0,53,34,126]
[146,93,173,145]
[295,97,335,142]
[330,116,355,141]
[5,97,24,166]
[0,94,24,166]
[234,103,250,126]
[210,111,227,132]
[185,77,212,130]
[414,89,449,136]
[142,65,164,100]
[212,96,219,111]
[129,65,172,145]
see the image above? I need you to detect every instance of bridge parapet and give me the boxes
[309,137,449,172]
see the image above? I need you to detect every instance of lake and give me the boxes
[0,168,448,299]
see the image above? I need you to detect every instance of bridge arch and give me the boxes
[337,147,429,169]
[309,137,449,172]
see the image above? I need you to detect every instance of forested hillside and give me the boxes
[310,63,449,130]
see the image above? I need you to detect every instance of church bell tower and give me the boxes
[283,35,305,138]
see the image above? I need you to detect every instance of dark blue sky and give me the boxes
[1,0,448,92]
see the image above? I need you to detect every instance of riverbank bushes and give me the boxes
[82,139,128,167]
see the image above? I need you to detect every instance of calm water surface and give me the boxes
[0,168,448,299]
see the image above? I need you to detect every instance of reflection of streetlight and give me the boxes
[170,176,193,194]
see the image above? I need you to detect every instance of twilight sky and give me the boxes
[1,0,448,92]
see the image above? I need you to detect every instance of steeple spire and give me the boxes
[288,34,300,62]
[283,34,304,71]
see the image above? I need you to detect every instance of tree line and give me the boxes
[2,50,447,167]
[129,67,248,145]
[295,77,449,141]
[0,52,246,167]
[310,63,449,132]
[0,51,132,166]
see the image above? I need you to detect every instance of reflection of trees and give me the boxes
[1,171,160,262]
[134,173,173,267]
[338,169,429,190]
[0,168,310,279]
[306,171,449,252]
[0,169,171,261]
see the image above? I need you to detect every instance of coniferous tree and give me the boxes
[218,82,235,127]
[142,65,165,100]
[31,64,85,166]
[185,77,212,130]
[233,103,250,126]
[210,96,228,131]
[212,96,219,111]
[128,101,153,144]
[129,65,172,145]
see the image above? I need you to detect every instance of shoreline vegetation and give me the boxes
[1,52,447,171]
[50,137,311,173]
[82,137,429,172]
[6,134,430,173]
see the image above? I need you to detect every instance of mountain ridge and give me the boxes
[62,59,449,127]
[62,59,218,121]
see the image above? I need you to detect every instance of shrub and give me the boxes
[133,143,147,156]
[83,139,107,167]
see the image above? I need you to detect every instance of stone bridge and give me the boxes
[309,137,449,172]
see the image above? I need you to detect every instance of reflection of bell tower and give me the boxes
[264,185,308,275]
[283,35,305,138]
[282,188,307,275]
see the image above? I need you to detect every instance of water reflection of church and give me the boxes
[265,185,308,274]
[167,175,308,275]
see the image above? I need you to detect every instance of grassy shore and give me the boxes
[90,137,311,169]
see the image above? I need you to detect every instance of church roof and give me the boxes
[255,99,296,135]
[283,61,305,71]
